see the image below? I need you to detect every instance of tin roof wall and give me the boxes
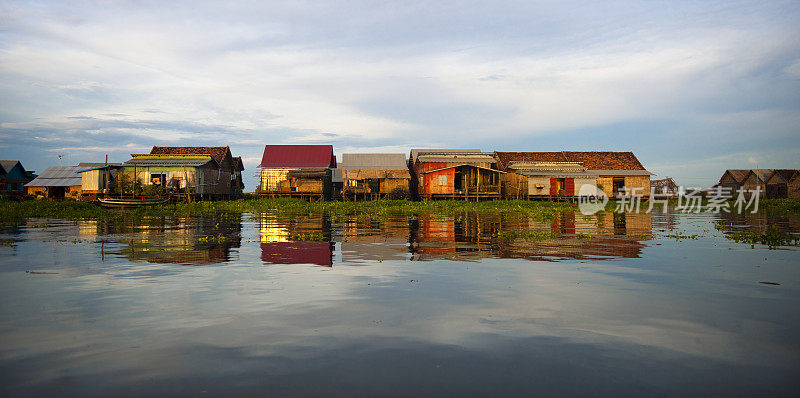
[259,145,335,168]
[340,153,408,170]
[25,166,83,187]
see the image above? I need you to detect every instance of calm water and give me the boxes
[1,208,799,396]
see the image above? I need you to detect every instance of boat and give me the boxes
[97,197,171,209]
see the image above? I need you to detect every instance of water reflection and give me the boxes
[2,208,800,396]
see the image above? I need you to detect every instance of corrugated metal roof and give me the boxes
[124,158,215,167]
[340,153,408,170]
[416,155,495,163]
[410,149,481,163]
[259,145,335,168]
[25,166,83,187]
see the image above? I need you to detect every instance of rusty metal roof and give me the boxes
[259,145,335,168]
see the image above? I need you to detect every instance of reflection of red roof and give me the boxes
[260,242,333,267]
[259,145,336,168]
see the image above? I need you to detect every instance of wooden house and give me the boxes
[717,170,752,195]
[0,160,36,196]
[410,149,503,200]
[76,162,122,195]
[339,153,410,200]
[25,166,84,200]
[494,151,652,199]
[788,172,800,199]
[121,154,230,197]
[741,169,774,198]
[765,170,799,199]
[651,177,679,198]
[257,145,336,200]
[150,146,244,195]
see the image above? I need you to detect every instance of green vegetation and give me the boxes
[758,199,800,214]
[727,225,799,249]
[496,230,558,241]
[0,198,576,225]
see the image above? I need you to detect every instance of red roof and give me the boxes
[259,145,336,168]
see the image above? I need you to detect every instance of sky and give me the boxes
[1,0,798,190]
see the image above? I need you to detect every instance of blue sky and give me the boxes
[1,0,798,189]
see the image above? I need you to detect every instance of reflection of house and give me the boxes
[150,146,244,195]
[340,219,409,263]
[122,154,229,196]
[25,166,83,200]
[495,151,653,199]
[410,149,502,200]
[116,217,242,265]
[258,145,336,200]
[258,214,334,266]
[339,153,411,200]
[409,212,652,262]
[765,170,799,199]
[0,160,36,196]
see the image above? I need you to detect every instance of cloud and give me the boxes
[0,0,799,189]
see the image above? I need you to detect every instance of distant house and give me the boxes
[651,177,679,198]
[494,151,652,199]
[410,149,503,200]
[25,166,84,199]
[740,169,774,199]
[717,170,752,195]
[257,145,336,200]
[76,162,122,195]
[789,172,800,199]
[122,154,228,197]
[338,153,411,200]
[764,169,799,199]
[149,147,244,195]
[0,160,36,196]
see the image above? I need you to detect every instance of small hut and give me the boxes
[150,146,244,196]
[76,162,122,196]
[765,169,799,199]
[25,166,84,200]
[651,177,679,198]
[741,169,774,198]
[410,149,503,200]
[788,172,800,199]
[0,160,36,197]
[717,170,752,194]
[339,153,410,200]
[257,145,336,200]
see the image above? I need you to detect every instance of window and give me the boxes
[438,174,447,186]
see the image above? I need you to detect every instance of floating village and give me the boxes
[1,146,799,204]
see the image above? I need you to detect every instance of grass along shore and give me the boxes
[0,198,577,224]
